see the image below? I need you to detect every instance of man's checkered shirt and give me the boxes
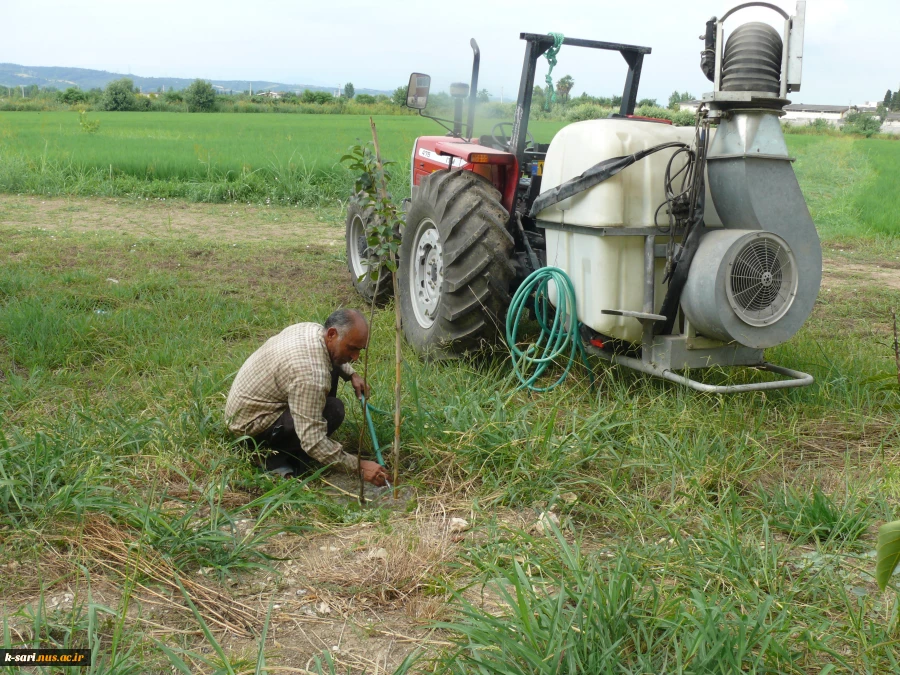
[225,323,358,471]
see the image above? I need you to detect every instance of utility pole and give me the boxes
[500,86,503,104]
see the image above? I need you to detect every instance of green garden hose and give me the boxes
[360,395,388,466]
[505,266,593,392]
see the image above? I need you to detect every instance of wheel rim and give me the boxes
[409,218,443,329]
[348,213,369,280]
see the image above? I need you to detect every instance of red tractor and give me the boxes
[346,33,652,357]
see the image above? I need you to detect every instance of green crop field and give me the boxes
[0,111,898,238]
[0,111,899,673]
[0,112,567,207]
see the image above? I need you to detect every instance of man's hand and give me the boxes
[350,373,371,401]
[360,460,390,487]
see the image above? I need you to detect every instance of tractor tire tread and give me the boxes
[399,170,514,356]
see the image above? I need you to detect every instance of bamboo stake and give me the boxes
[892,308,900,388]
[369,117,402,491]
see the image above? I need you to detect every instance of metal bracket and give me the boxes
[585,345,814,393]
[601,309,666,322]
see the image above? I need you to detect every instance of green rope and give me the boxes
[505,266,594,392]
[543,32,565,111]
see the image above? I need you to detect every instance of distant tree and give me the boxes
[164,90,184,103]
[24,84,39,97]
[185,79,217,112]
[893,90,900,110]
[843,111,882,137]
[355,93,376,104]
[59,87,87,105]
[343,82,355,99]
[477,89,490,103]
[668,90,695,109]
[555,75,575,104]
[391,85,407,106]
[637,98,658,107]
[885,89,893,111]
[301,90,334,104]
[101,78,138,111]
[374,94,390,103]
[531,85,546,111]
[281,91,298,102]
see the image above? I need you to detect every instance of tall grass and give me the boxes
[855,141,900,236]
[0,112,565,205]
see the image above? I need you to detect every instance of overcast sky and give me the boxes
[4,0,895,105]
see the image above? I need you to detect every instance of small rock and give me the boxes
[319,545,340,553]
[560,492,577,504]
[106,278,119,284]
[531,511,560,536]
[315,601,331,615]
[449,517,470,533]
[367,548,388,560]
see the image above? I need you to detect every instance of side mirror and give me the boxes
[406,73,431,110]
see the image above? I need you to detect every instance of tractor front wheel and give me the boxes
[398,170,514,357]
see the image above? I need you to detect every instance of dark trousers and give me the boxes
[250,369,345,475]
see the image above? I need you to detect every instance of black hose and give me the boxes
[656,123,710,336]
[529,142,689,218]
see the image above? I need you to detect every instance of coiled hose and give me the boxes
[505,266,593,391]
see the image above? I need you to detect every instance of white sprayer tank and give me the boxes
[538,118,719,343]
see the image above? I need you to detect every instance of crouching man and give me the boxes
[225,308,389,486]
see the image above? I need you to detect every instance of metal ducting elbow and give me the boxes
[680,111,822,349]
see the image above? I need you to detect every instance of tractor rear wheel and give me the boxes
[345,199,392,302]
[398,170,514,357]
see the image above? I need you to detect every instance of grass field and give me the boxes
[0,112,899,673]
[0,112,567,207]
[1,111,898,238]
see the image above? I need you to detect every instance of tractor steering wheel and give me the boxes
[491,122,535,152]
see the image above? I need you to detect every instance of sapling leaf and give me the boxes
[876,520,900,590]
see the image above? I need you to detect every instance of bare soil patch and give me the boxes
[822,255,900,291]
[0,195,344,246]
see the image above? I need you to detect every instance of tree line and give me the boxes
[0,76,699,123]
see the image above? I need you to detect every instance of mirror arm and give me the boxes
[419,110,460,136]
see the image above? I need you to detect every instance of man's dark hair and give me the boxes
[324,308,366,337]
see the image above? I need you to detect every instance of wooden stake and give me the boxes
[893,308,900,388]
[369,118,402,491]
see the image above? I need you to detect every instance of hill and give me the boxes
[0,63,392,96]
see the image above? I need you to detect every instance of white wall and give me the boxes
[782,110,845,126]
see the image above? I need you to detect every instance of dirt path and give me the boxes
[0,194,346,246]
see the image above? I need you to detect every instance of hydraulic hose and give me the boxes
[360,395,387,466]
[505,266,593,392]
